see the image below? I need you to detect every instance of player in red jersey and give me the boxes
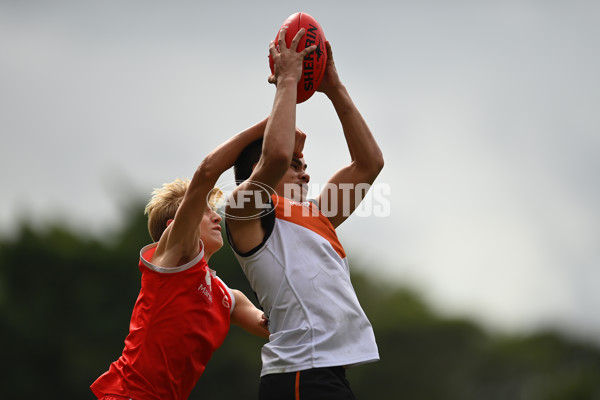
[89,115,293,399]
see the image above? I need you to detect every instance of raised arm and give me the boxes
[152,119,267,268]
[315,42,384,229]
[226,28,314,253]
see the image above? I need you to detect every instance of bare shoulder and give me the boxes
[224,179,273,254]
[225,215,265,255]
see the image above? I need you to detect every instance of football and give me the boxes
[269,12,327,103]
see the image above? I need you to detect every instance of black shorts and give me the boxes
[259,366,357,400]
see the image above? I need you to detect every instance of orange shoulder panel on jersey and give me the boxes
[273,195,346,259]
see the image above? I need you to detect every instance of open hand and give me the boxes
[316,41,343,95]
[268,28,317,86]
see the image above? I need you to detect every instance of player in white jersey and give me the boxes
[226,28,384,400]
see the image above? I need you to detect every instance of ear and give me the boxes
[251,162,258,172]
[166,218,174,227]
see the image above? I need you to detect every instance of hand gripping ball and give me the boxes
[269,12,327,103]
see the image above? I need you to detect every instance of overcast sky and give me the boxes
[1,0,599,344]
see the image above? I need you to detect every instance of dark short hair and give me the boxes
[234,138,263,185]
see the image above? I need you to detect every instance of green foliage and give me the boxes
[1,204,600,399]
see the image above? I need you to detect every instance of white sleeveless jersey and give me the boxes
[230,195,379,376]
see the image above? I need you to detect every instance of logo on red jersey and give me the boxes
[218,285,231,309]
[197,270,213,303]
[197,270,231,310]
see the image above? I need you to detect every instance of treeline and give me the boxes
[1,204,599,399]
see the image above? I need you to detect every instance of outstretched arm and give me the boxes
[230,290,269,339]
[226,28,314,253]
[152,119,267,268]
[315,41,384,229]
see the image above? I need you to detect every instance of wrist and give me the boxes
[277,76,299,88]
[324,84,348,101]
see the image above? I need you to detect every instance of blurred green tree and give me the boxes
[1,202,599,399]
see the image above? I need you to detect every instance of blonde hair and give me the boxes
[144,178,224,242]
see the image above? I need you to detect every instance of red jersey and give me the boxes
[91,243,234,400]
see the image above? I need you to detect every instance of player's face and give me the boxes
[200,207,223,258]
[275,156,310,201]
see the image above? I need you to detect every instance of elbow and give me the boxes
[261,147,291,173]
[194,156,218,183]
[372,150,385,173]
[364,149,384,179]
